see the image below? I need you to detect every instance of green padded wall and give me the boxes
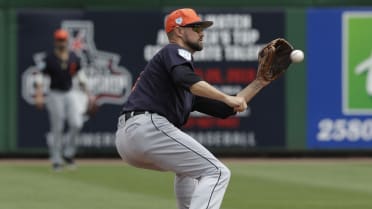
[286,9,307,149]
[0,10,6,152]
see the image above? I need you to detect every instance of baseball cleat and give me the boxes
[52,163,63,172]
[63,156,77,170]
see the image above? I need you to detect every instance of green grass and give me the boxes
[0,160,372,209]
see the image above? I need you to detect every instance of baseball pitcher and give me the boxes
[34,29,91,171]
[115,8,293,209]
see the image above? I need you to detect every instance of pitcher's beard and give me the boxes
[185,40,203,51]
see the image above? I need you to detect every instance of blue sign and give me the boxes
[307,8,372,149]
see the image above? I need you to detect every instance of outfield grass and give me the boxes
[0,159,371,209]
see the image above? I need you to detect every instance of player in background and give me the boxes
[115,8,272,209]
[34,29,90,171]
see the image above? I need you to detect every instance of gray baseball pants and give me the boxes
[45,90,84,165]
[115,112,231,209]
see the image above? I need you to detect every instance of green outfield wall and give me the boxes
[0,9,6,152]
[1,0,372,154]
[285,9,307,149]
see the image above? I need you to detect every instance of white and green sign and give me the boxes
[343,12,372,115]
[308,9,372,148]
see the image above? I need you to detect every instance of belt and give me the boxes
[123,111,149,121]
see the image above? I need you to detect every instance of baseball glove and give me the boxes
[257,38,294,81]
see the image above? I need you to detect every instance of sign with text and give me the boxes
[307,8,372,149]
[17,9,285,152]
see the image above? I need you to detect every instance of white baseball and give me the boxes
[290,50,304,63]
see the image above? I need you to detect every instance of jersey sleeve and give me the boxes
[192,96,236,119]
[171,64,202,90]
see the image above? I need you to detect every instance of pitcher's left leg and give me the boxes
[64,91,84,165]
[45,91,66,170]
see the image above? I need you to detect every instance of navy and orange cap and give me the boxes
[54,29,69,40]
[165,8,213,33]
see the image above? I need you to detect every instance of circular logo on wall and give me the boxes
[22,20,133,106]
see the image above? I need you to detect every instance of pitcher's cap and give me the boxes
[165,8,213,33]
[54,29,69,40]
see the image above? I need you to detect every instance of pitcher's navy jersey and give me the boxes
[122,44,199,127]
[42,52,81,91]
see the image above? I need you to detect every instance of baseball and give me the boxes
[290,49,304,63]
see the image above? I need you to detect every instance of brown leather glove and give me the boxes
[257,38,294,81]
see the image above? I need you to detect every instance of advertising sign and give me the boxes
[17,9,286,151]
[307,9,372,149]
